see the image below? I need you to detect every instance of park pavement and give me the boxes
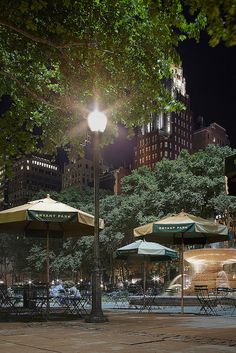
[0,310,236,353]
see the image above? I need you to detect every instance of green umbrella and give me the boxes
[117,239,177,297]
[133,212,229,313]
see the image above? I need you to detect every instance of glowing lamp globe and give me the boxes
[88,110,107,132]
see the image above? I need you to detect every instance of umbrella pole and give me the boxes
[46,224,50,319]
[181,233,184,314]
[143,257,147,307]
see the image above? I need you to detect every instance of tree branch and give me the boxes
[0,70,71,114]
[0,18,116,54]
[0,18,88,49]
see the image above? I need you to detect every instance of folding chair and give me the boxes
[217,287,236,316]
[0,284,20,315]
[195,285,217,315]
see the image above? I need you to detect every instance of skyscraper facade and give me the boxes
[134,67,193,169]
[6,155,61,208]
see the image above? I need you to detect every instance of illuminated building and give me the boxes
[134,67,193,169]
[6,155,61,208]
[62,158,94,190]
[192,122,229,152]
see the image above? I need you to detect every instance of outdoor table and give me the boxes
[129,295,201,311]
[27,296,48,317]
[110,291,129,309]
[128,295,156,312]
[53,294,91,317]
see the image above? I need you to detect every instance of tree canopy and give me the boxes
[1,145,236,283]
[0,0,235,162]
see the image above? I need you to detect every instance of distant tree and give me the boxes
[121,145,236,221]
[33,186,110,213]
[0,233,36,284]
[3,146,236,284]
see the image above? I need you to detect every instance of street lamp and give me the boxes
[86,109,108,323]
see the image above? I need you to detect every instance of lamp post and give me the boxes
[86,109,108,323]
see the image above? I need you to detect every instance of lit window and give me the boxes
[21,166,23,170]
[27,166,30,170]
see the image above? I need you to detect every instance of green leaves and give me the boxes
[184,0,236,47]
[0,1,185,159]
[0,1,234,161]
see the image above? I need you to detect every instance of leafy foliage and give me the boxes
[1,146,236,283]
[120,145,236,221]
[0,1,235,162]
[185,0,236,46]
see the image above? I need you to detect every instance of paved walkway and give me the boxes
[0,311,236,353]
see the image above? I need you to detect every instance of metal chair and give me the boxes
[217,287,236,316]
[0,284,21,315]
[195,285,217,315]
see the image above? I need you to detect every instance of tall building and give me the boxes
[134,67,193,169]
[62,158,94,190]
[113,167,130,195]
[192,122,229,152]
[6,155,61,208]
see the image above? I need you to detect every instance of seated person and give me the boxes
[50,282,65,297]
[69,285,81,298]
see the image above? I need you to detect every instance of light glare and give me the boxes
[88,110,107,132]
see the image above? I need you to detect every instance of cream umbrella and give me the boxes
[133,212,229,313]
[0,194,104,315]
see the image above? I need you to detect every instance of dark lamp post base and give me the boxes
[85,313,108,323]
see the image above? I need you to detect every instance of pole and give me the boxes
[181,233,184,314]
[46,223,50,319]
[143,257,147,308]
[86,132,107,323]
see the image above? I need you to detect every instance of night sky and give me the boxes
[179,35,236,147]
